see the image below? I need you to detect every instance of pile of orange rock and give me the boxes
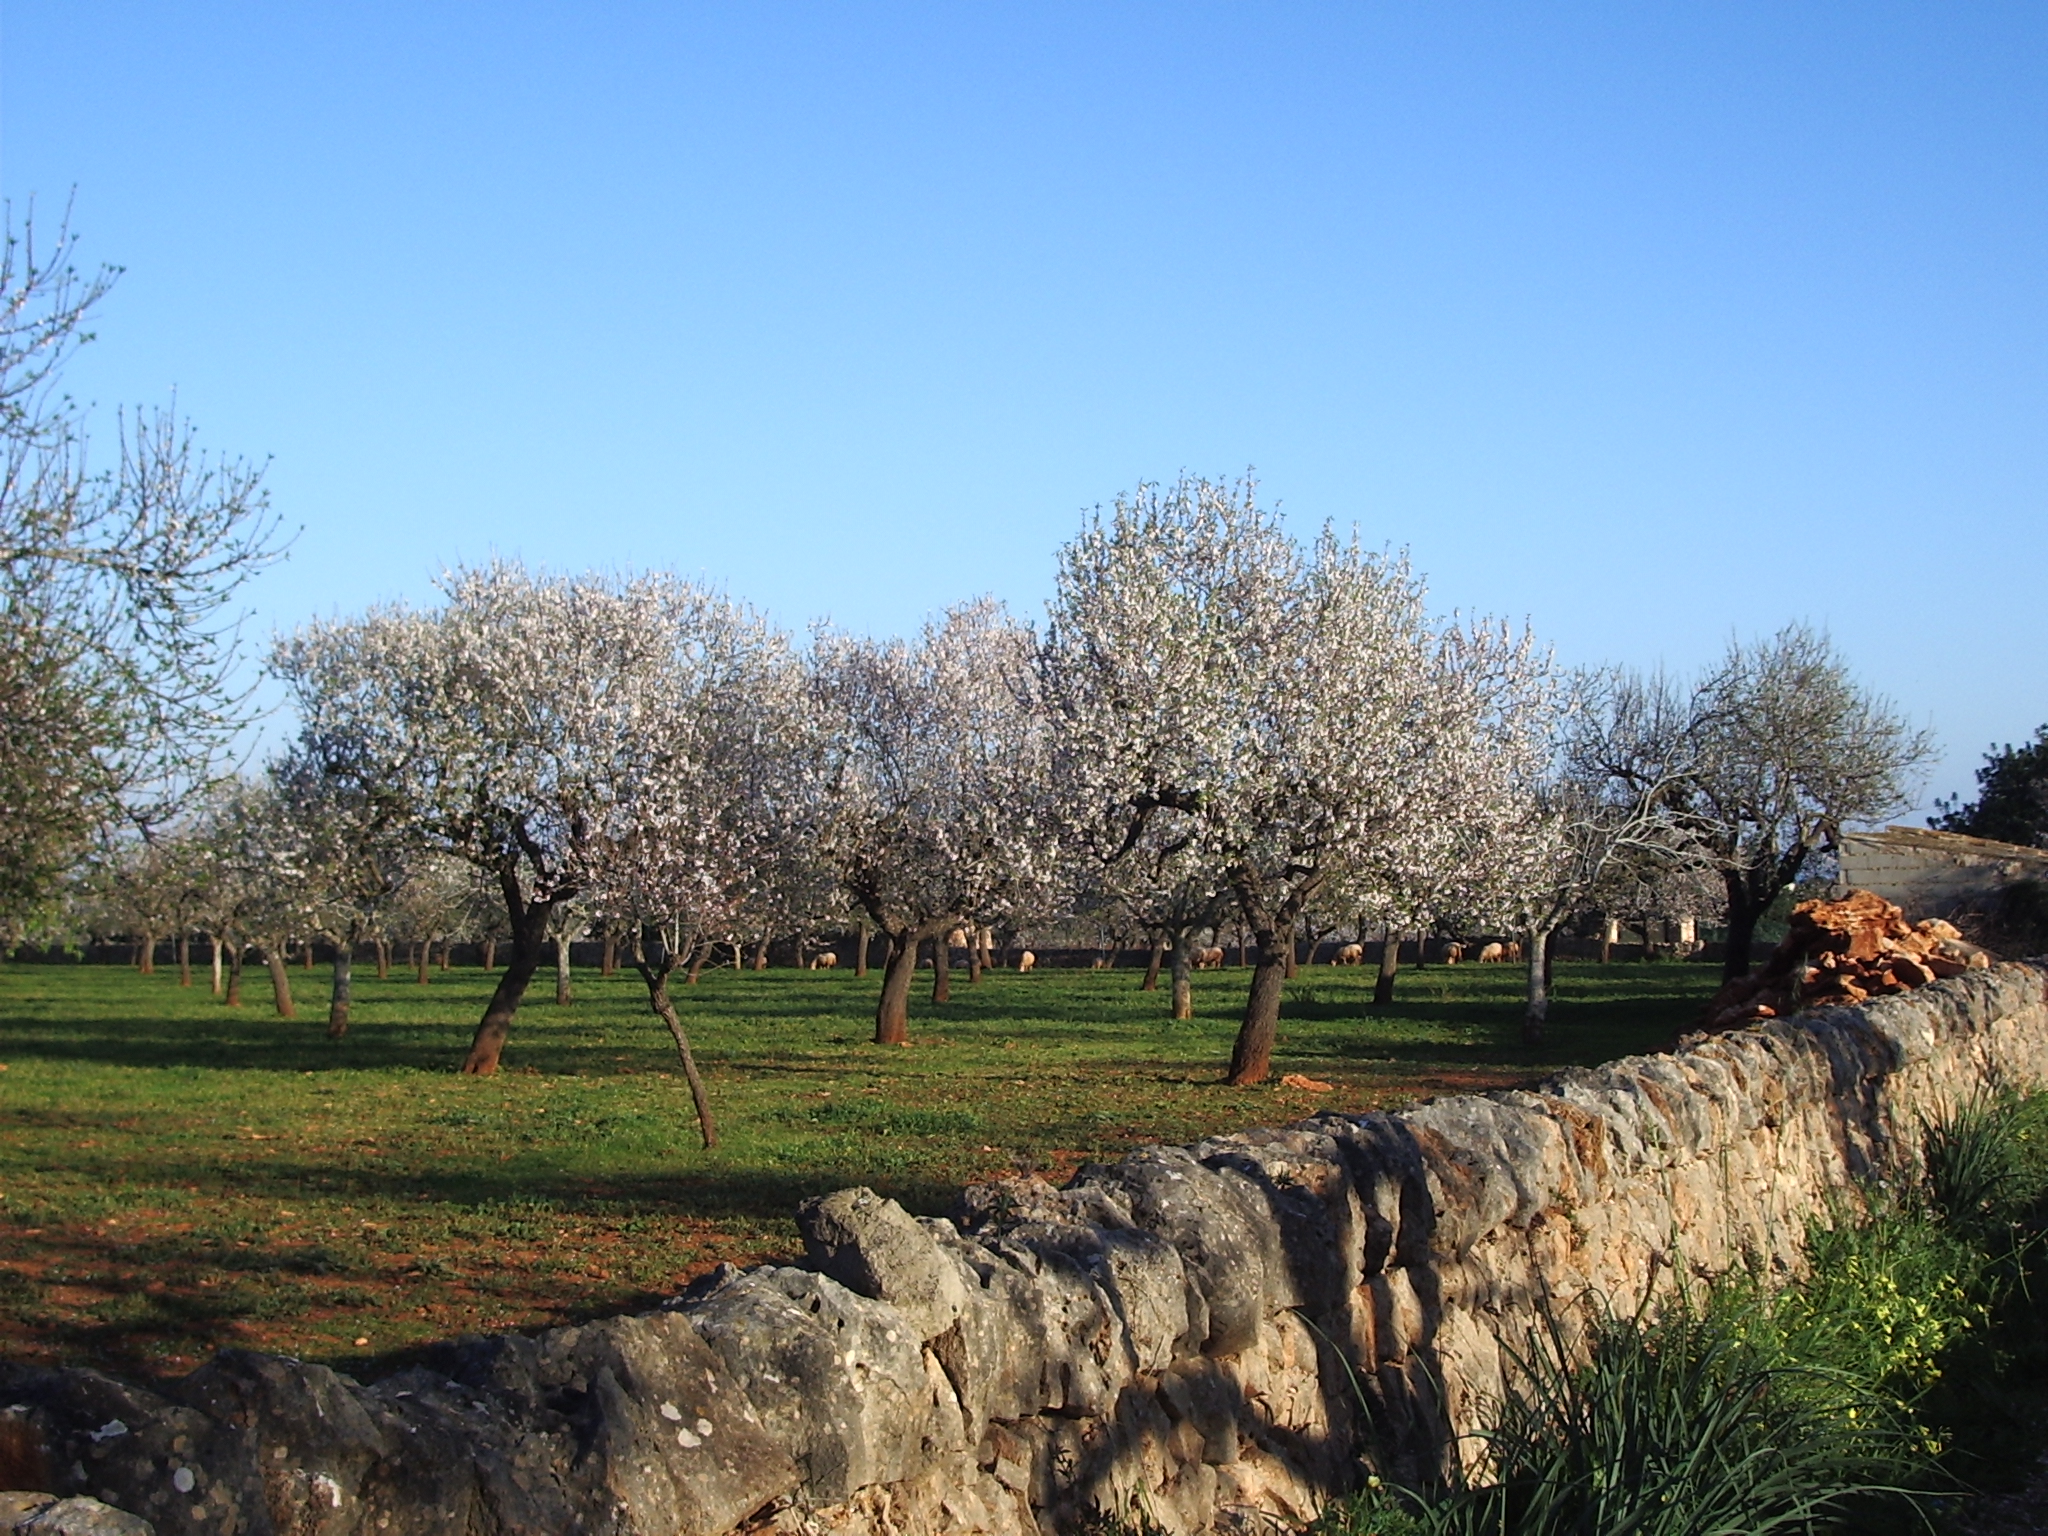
[1697,888,1993,1034]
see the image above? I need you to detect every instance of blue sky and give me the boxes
[4,3,2043,813]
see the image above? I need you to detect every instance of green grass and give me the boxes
[0,956,1717,1379]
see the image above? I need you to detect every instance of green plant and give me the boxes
[1750,1211,1987,1398]
[1924,1091,2048,1245]
[1317,1297,1931,1536]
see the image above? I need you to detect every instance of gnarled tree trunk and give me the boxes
[1140,935,1166,992]
[264,947,296,1019]
[930,934,951,1004]
[876,930,920,1045]
[1170,931,1195,1021]
[554,933,573,1004]
[1225,925,1288,1085]
[1373,928,1401,1007]
[854,919,870,979]
[1523,924,1555,1045]
[461,873,564,1076]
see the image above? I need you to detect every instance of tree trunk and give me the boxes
[439,938,451,972]
[177,934,191,988]
[1226,929,1288,1085]
[1600,915,1618,964]
[1140,935,1166,992]
[855,919,870,979]
[1373,928,1401,1007]
[601,931,617,977]
[555,933,573,1004]
[225,942,243,1007]
[634,933,717,1149]
[482,937,496,970]
[1523,925,1554,1045]
[304,938,315,971]
[1542,927,1556,989]
[1721,872,1763,981]
[211,933,224,997]
[1170,931,1194,1021]
[461,891,556,1075]
[264,947,296,1019]
[967,936,983,986]
[876,931,919,1045]
[375,938,390,979]
[931,934,951,1004]
[138,932,155,976]
[687,937,711,984]
[328,943,353,1039]
[416,940,431,986]
[750,934,769,972]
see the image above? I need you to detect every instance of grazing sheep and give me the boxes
[1017,950,1036,973]
[1194,946,1226,970]
[808,952,838,970]
[1334,943,1364,966]
[1477,941,1505,963]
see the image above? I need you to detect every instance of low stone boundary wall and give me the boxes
[3,963,2044,1535]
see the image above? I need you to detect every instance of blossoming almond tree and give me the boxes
[812,598,1058,1046]
[1042,475,1555,1085]
[582,595,817,1149]
[283,565,792,1074]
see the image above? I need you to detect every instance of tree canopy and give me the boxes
[1933,726,2048,849]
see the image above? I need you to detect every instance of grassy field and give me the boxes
[0,956,1719,1381]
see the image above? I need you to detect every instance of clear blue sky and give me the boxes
[5,3,2043,813]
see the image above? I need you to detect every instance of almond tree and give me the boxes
[1042,476,1554,1085]
[186,777,318,1016]
[0,208,284,935]
[1091,810,1232,1020]
[283,566,788,1074]
[1579,627,1931,980]
[273,616,444,1034]
[583,601,815,1148]
[813,599,1058,1045]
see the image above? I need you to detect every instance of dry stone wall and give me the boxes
[4,963,2045,1536]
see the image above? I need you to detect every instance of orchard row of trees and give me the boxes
[63,480,1932,1113]
[0,212,1936,1111]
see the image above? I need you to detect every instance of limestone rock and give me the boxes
[7,1497,153,1536]
[1080,1147,1274,1356]
[687,1267,961,1501]
[0,1362,264,1536]
[796,1189,969,1342]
